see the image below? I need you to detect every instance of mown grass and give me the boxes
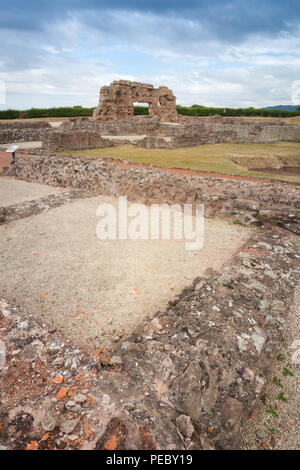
[69,142,300,183]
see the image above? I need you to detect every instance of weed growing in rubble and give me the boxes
[260,394,268,405]
[257,353,295,446]
[273,377,284,388]
[277,392,288,402]
[283,368,294,377]
[266,406,280,418]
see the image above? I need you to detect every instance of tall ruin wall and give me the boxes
[93,80,178,123]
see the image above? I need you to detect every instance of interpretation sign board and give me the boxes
[6,145,20,153]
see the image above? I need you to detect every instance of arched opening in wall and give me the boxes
[133,102,149,116]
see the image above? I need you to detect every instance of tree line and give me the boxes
[0,104,299,120]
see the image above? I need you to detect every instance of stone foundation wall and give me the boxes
[93,80,178,123]
[160,117,300,146]
[95,115,300,146]
[0,121,51,144]
[2,114,300,150]
[42,130,113,152]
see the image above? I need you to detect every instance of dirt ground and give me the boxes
[0,194,252,349]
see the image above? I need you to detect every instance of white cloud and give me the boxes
[1,8,300,109]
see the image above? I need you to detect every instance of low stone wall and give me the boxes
[2,115,300,151]
[42,131,113,152]
[0,121,51,144]
[3,154,300,233]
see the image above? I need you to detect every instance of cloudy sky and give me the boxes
[1,0,300,109]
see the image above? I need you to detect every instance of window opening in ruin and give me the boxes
[133,102,149,115]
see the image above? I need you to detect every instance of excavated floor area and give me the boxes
[0,193,253,348]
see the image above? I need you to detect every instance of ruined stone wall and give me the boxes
[98,115,161,135]
[42,117,113,152]
[42,131,112,152]
[4,155,299,233]
[42,115,300,151]
[158,117,300,147]
[43,116,163,150]
[123,117,300,148]
[93,80,178,123]
[0,121,51,144]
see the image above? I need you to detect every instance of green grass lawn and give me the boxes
[69,142,300,183]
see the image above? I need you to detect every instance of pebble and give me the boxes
[41,414,57,432]
[102,394,110,405]
[256,428,270,443]
[61,419,79,434]
[65,400,81,411]
[112,336,121,343]
[52,357,64,367]
[74,393,87,404]
[176,415,194,439]
[109,355,123,366]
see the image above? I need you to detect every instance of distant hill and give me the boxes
[263,105,300,111]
